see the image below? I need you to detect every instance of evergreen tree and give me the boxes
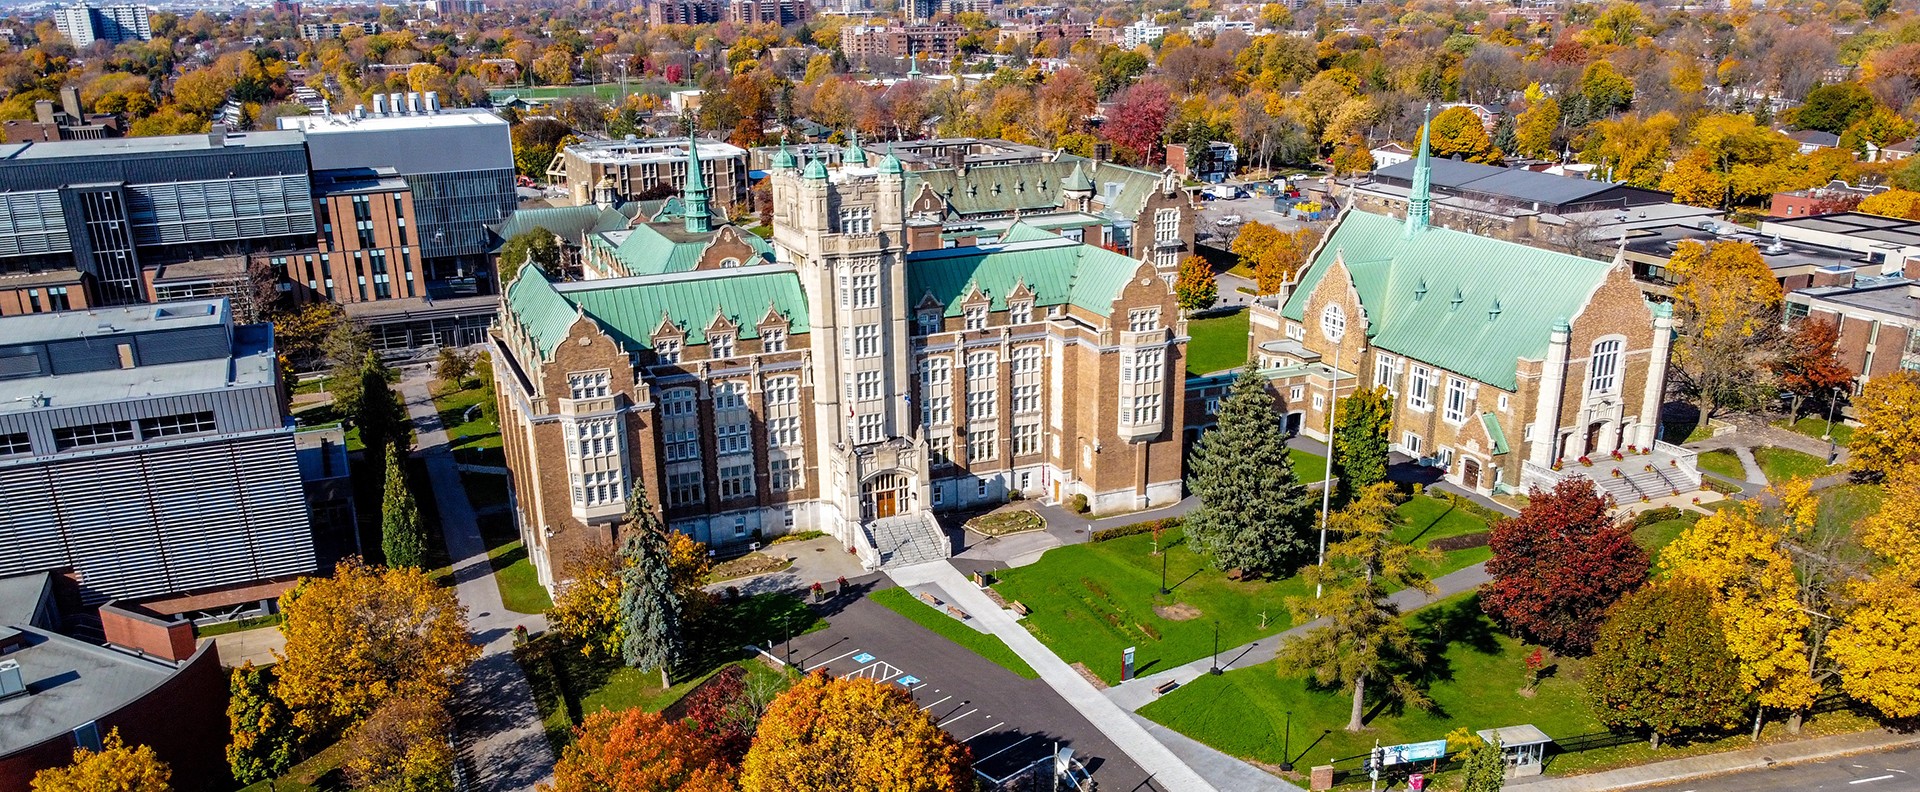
[619,488,685,687]
[380,444,425,568]
[1459,733,1505,792]
[1587,579,1753,747]
[1185,365,1312,576]
[353,351,402,471]
[227,662,300,786]
[1332,385,1392,502]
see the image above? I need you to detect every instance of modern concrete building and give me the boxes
[493,141,1188,594]
[0,299,320,607]
[296,20,380,39]
[0,87,120,144]
[1247,124,1693,502]
[50,3,151,47]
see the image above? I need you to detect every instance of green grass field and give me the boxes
[1752,446,1838,482]
[1632,516,1698,565]
[433,382,502,467]
[486,80,675,102]
[1186,309,1251,376]
[1697,449,1745,481]
[491,541,552,615]
[992,495,1491,684]
[1779,414,1853,446]
[1291,448,1328,483]
[870,587,1039,679]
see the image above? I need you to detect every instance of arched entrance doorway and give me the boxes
[862,472,910,521]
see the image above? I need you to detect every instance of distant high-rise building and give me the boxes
[50,3,151,47]
[647,0,721,25]
[728,0,808,26]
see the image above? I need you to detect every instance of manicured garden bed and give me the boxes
[992,495,1491,685]
[709,552,792,583]
[966,507,1046,537]
[870,587,1039,679]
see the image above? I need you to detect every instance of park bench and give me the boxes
[1009,601,1030,616]
[918,591,942,607]
[1153,680,1179,695]
[946,606,970,620]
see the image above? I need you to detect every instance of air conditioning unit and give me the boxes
[0,659,25,699]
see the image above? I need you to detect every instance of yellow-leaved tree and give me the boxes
[1667,240,1784,418]
[1847,369,1920,481]
[1660,481,1824,731]
[1829,468,1920,719]
[1858,189,1920,221]
[273,560,478,733]
[739,674,973,791]
[549,541,626,658]
[30,730,170,792]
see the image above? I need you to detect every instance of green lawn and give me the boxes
[293,402,364,452]
[992,495,1490,685]
[1632,517,1697,566]
[1778,414,1853,446]
[1187,309,1251,376]
[871,587,1039,679]
[518,592,820,749]
[433,382,502,463]
[292,375,332,396]
[492,541,553,614]
[486,80,675,102]
[1291,448,1328,483]
[1138,593,1883,782]
[1697,449,1745,481]
[194,613,284,638]
[1752,446,1838,482]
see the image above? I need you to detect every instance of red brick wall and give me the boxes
[99,604,196,662]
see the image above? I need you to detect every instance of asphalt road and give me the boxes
[786,577,1169,792]
[1635,745,1920,792]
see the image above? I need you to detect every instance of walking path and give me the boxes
[1511,728,1920,792]
[887,560,1220,792]
[402,378,555,792]
[1732,447,1768,487]
[1104,561,1493,712]
[1132,714,1304,792]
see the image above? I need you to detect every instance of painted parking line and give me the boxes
[804,649,860,672]
[963,722,1005,743]
[1849,776,1896,785]
[937,708,977,727]
[919,695,952,711]
[975,736,1035,763]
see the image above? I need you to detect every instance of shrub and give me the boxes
[1427,532,1490,552]
[1070,493,1090,514]
[1090,517,1184,542]
[1632,506,1684,528]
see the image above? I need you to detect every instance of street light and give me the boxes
[1279,710,1295,772]
[1209,621,1222,675]
[1823,385,1843,464]
[1159,549,1169,596]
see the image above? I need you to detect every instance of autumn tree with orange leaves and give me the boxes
[738,674,973,792]
[548,709,735,792]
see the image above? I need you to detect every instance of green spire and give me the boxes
[907,52,921,78]
[803,154,829,180]
[683,135,711,234]
[845,129,868,167]
[1404,103,1432,240]
[879,140,903,175]
[772,134,796,170]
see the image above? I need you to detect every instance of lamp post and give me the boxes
[1823,386,1842,464]
[1279,710,1295,772]
[1209,621,1222,675]
[1317,344,1340,599]
[1159,549,1169,595]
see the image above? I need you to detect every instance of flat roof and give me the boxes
[1624,222,1863,273]
[313,167,410,195]
[1795,279,1920,319]
[1372,158,1665,207]
[1766,212,1920,248]
[277,108,507,134]
[0,310,277,413]
[0,130,305,161]
[0,299,229,347]
[564,136,746,165]
[0,625,182,755]
[1478,724,1553,746]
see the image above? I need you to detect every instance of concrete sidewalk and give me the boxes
[1105,561,1492,712]
[887,561,1219,792]
[1512,729,1920,792]
[402,379,556,792]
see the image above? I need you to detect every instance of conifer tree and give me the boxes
[1185,365,1312,576]
[380,444,425,569]
[619,488,684,688]
[354,351,402,472]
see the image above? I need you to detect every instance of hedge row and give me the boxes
[1090,516,1184,543]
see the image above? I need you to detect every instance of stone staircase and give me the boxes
[1591,460,1697,505]
[862,513,951,568]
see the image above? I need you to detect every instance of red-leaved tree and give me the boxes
[1102,80,1173,166]
[550,708,735,792]
[1774,317,1854,422]
[674,664,756,764]
[1482,478,1650,656]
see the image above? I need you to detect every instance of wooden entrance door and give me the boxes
[1462,458,1480,490]
[874,489,898,519]
[1585,423,1604,456]
[863,473,907,520]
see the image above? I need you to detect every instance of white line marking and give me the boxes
[1850,775,1895,784]
[874,668,902,683]
[937,708,977,727]
[964,722,1005,743]
[805,649,859,672]
[919,695,952,711]
[976,735,1035,762]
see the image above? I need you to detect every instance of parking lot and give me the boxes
[785,586,1166,791]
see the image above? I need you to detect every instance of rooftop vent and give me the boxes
[1489,299,1502,322]
[1449,289,1464,312]
[0,659,24,700]
[372,94,387,115]
[1413,279,1427,301]
[1765,234,1787,255]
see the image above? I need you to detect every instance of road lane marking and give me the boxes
[1850,775,1896,784]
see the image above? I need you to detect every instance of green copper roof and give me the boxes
[803,156,829,180]
[503,265,809,357]
[908,159,1165,218]
[772,140,796,170]
[1481,412,1510,455]
[1062,162,1093,192]
[907,222,1144,317]
[591,222,774,277]
[880,142,903,175]
[1405,105,1433,239]
[844,130,868,167]
[487,204,638,251]
[1283,210,1615,391]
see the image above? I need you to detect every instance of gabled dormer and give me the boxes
[960,282,991,332]
[756,302,791,353]
[1006,279,1036,325]
[650,310,687,366]
[704,307,739,360]
[914,292,946,335]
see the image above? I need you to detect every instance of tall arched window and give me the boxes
[1588,338,1623,394]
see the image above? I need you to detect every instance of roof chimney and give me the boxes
[372,94,387,115]
[33,99,54,125]
[406,92,421,114]
[388,93,404,115]
[352,104,366,120]
[60,85,81,119]
[209,124,228,146]
[424,91,440,113]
